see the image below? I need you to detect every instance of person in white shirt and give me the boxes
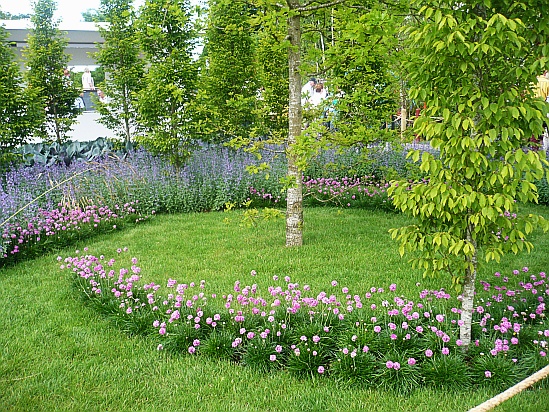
[97,89,111,104]
[82,67,95,90]
[309,82,327,108]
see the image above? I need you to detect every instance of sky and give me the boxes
[0,0,145,25]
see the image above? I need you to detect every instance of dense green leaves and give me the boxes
[324,5,402,145]
[197,0,260,143]
[95,0,144,144]
[0,26,40,169]
[135,0,199,168]
[81,8,106,22]
[389,0,549,348]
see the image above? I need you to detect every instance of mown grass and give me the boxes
[1,206,548,411]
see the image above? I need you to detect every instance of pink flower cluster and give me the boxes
[1,201,146,259]
[59,252,549,380]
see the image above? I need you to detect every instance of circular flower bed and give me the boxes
[60,249,548,393]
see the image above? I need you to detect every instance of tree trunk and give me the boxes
[460,226,478,349]
[123,86,131,144]
[285,7,303,247]
[53,103,61,143]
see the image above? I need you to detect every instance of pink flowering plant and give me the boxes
[60,249,548,393]
[1,202,149,266]
[249,175,393,211]
[302,175,392,210]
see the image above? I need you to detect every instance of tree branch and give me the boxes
[297,0,347,13]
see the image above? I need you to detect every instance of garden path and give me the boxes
[29,111,114,143]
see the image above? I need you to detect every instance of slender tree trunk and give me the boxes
[123,86,131,143]
[460,226,478,349]
[331,9,335,47]
[53,102,61,143]
[285,7,303,247]
[125,116,131,143]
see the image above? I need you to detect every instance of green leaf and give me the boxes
[510,107,519,119]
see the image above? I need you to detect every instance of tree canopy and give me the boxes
[135,0,199,167]
[23,0,80,143]
[95,0,144,144]
[388,0,549,349]
[0,26,40,169]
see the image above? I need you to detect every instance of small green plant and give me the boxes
[471,355,526,389]
[421,354,472,391]
[224,199,284,227]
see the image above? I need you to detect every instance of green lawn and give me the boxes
[1,206,548,411]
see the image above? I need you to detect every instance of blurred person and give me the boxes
[82,67,95,90]
[97,89,110,104]
[62,68,73,89]
[74,92,85,111]
[309,82,327,108]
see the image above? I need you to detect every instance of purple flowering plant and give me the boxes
[304,175,392,210]
[60,248,548,392]
[0,142,420,265]
[0,145,272,264]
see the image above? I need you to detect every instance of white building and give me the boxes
[1,19,105,70]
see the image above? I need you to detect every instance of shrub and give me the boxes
[1,142,443,228]
[471,355,526,389]
[331,348,378,387]
[375,351,423,395]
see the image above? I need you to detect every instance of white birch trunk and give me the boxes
[460,227,478,349]
[286,8,303,247]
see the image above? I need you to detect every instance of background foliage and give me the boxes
[23,0,80,143]
[0,27,39,171]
